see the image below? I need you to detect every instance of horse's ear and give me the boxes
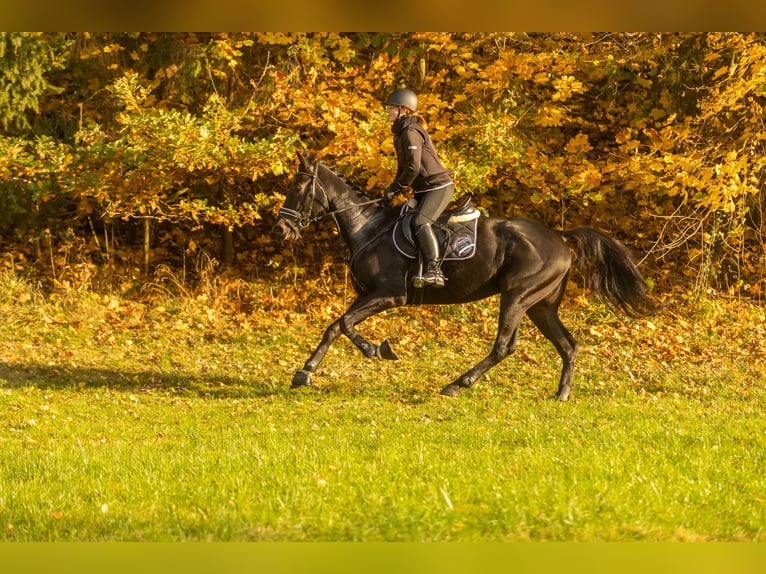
[296,151,312,172]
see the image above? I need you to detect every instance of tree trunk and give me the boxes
[222,225,234,268]
[143,217,151,277]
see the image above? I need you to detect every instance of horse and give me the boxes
[272,152,655,400]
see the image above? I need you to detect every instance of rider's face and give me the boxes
[387,105,402,122]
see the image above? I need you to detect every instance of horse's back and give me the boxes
[477,216,572,279]
[482,216,569,256]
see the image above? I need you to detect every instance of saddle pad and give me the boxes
[392,217,479,261]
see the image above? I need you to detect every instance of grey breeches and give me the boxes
[413,183,455,227]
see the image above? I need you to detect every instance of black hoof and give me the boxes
[290,369,313,389]
[378,340,399,361]
[439,384,461,397]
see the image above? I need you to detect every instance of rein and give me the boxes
[278,166,384,231]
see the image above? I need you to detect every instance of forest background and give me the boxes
[1,31,765,305]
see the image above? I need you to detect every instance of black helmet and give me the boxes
[386,88,418,113]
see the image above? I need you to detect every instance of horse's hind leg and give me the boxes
[440,293,524,397]
[526,300,579,401]
[291,293,404,388]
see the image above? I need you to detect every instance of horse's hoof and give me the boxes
[555,387,571,401]
[439,384,461,397]
[378,340,399,361]
[290,369,313,388]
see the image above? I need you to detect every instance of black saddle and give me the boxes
[392,196,481,261]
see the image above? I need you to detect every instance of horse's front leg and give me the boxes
[290,317,343,388]
[291,293,403,388]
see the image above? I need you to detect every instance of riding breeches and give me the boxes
[413,183,455,227]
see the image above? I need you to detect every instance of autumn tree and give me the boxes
[0,32,764,298]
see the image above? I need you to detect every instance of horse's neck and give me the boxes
[321,173,388,252]
[329,190,375,242]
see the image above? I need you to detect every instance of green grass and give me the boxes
[1,275,765,541]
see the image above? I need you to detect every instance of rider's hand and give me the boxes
[383,184,399,203]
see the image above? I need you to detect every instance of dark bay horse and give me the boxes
[273,153,655,400]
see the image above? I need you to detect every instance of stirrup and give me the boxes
[413,264,446,288]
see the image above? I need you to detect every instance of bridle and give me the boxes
[278,162,384,236]
[277,163,329,233]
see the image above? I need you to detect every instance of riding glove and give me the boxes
[383,183,403,203]
[383,183,399,203]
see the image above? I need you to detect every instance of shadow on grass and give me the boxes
[0,359,476,405]
[0,360,282,399]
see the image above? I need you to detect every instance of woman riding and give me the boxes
[383,88,455,288]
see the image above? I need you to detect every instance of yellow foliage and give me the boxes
[3,32,766,297]
[534,105,567,127]
[552,75,585,102]
[565,133,592,154]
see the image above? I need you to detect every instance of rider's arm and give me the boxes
[393,128,423,189]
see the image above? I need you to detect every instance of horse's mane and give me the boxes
[315,158,380,201]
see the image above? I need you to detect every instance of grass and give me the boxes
[0,272,765,541]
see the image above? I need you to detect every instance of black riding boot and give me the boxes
[413,224,446,288]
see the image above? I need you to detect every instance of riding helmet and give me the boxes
[386,88,418,113]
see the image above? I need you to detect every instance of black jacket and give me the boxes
[391,115,453,193]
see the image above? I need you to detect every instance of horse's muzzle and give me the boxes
[273,218,300,241]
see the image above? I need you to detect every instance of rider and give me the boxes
[383,88,455,288]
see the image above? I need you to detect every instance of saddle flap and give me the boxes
[393,202,480,262]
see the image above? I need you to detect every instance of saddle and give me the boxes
[392,196,481,261]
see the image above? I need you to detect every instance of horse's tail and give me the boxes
[562,227,655,317]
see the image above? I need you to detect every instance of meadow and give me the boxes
[1,272,765,542]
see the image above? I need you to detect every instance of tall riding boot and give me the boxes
[413,224,446,288]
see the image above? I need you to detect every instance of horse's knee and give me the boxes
[339,318,353,338]
[491,341,516,361]
[492,326,519,357]
[321,321,343,343]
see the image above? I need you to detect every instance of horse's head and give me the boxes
[273,152,328,241]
